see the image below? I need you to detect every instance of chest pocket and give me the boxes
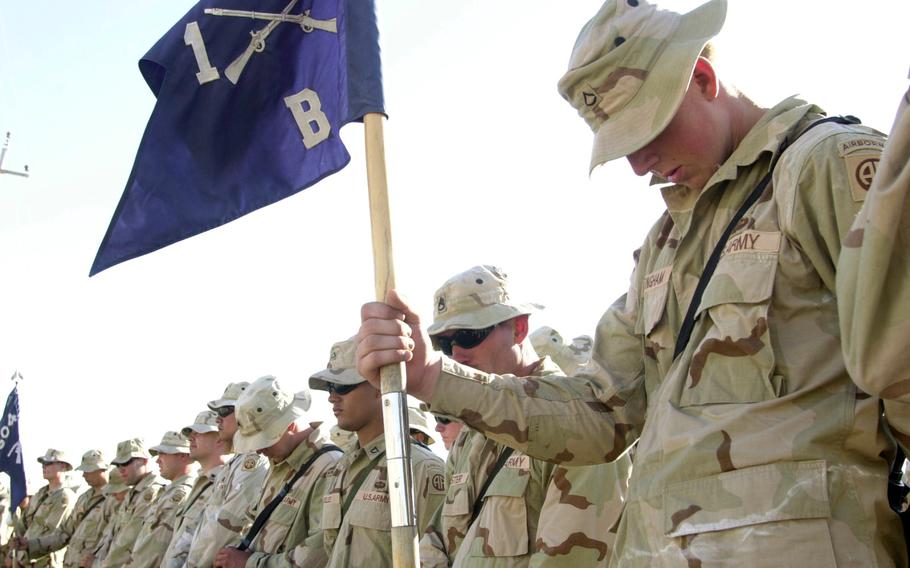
[321,492,341,531]
[680,232,783,407]
[347,487,392,532]
[469,460,531,558]
[637,266,672,337]
[441,475,471,518]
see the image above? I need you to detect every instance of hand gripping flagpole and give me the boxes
[364,113,419,567]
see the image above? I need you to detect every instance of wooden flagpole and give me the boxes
[363,112,419,567]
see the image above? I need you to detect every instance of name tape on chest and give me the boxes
[357,491,389,504]
[643,266,672,293]
[451,472,469,486]
[281,495,300,509]
[721,231,781,258]
[322,492,340,505]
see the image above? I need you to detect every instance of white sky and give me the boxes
[0,0,907,490]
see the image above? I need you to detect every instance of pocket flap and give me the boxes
[664,460,830,537]
[484,456,532,498]
[442,485,471,517]
[695,232,780,315]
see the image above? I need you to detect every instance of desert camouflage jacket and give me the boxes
[100,472,166,568]
[429,98,905,567]
[29,486,110,568]
[129,472,194,568]
[185,452,269,567]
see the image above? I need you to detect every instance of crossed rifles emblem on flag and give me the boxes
[199,0,338,85]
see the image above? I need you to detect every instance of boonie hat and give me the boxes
[182,411,220,436]
[103,469,129,495]
[37,448,73,471]
[427,265,542,336]
[233,376,312,453]
[111,438,151,465]
[530,326,595,376]
[557,0,727,170]
[309,339,367,392]
[149,431,191,456]
[408,405,435,445]
[208,381,250,410]
[75,449,109,473]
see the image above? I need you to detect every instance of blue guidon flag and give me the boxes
[90,0,384,276]
[0,384,26,511]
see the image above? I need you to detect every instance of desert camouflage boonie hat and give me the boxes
[76,449,109,472]
[233,376,311,453]
[407,404,435,445]
[111,438,151,465]
[149,431,191,455]
[182,411,220,436]
[37,448,73,471]
[427,265,543,336]
[309,339,367,392]
[103,469,129,494]
[557,0,727,170]
[208,381,251,410]
[530,326,595,376]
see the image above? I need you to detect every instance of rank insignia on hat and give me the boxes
[243,456,258,471]
[437,295,447,313]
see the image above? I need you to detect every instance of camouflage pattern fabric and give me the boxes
[244,423,341,568]
[28,486,110,568]
[185,452,269,567]
[15,484,76,567]
[99,472,166,567]
[529,338,633,567]
[88,497,125,567]
[319,434,445,568]
[161,470,218,568]
[837,78,910,452]
[421,357,560,567]
[428,98,906,566]
[128,472,194,568]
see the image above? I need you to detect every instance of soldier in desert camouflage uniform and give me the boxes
[98,439,166,567]
[25,450,111,568]
[84,469,128,568]
[418,266,557,568]
[212,376,340,568]
[10,449,76,567]
[185,382,269,568]
[528,328,632,567]
[309,339,445,568]
[162,410,226,568]
[356,0,906,565]
[837,72,910,469]
[129,432,195,568]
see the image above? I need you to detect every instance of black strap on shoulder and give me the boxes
[468,447,515,528]
[237,444,341,551]
[672,115,860,359]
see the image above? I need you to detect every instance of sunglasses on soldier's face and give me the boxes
[327,382,362,396]
[432,325,495,356]
[435,416,452,426]
[214,406,234,418]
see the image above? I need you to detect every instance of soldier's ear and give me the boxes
[512,315,530,344]
[691,57,718,101]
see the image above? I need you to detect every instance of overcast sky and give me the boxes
[0,0,907,489]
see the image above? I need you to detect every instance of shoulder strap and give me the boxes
[80,492,106,522]
[468,447,515,528]
[673,115,860,359]
[237,444,340,551]
[340,450,386,519]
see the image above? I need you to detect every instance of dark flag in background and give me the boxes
[0,384,26,510]
[90,0,384,276]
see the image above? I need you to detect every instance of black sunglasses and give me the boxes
[214,406,235,418]
[432,325,495,356]
[435,416,452,426]
[327,382,362,396]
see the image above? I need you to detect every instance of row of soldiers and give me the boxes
[3,265,633,567]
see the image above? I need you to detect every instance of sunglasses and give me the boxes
[435,416,452,426]
[327,382,362,396]
[432,325,495,356]
[214,406,235,418]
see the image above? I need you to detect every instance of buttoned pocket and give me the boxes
[321,492,341,531]
[469,463,531,558]
[347,489,392,532]
[663,460,836,566]
[441,483,470,518]
[680,232,782,407]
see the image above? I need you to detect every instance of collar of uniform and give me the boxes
[206,463,226,482]
[170,473,196,488]
[655,97,819,213]
[277,422,332,470]
[352,433,386,462]
[131,471,159,492]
